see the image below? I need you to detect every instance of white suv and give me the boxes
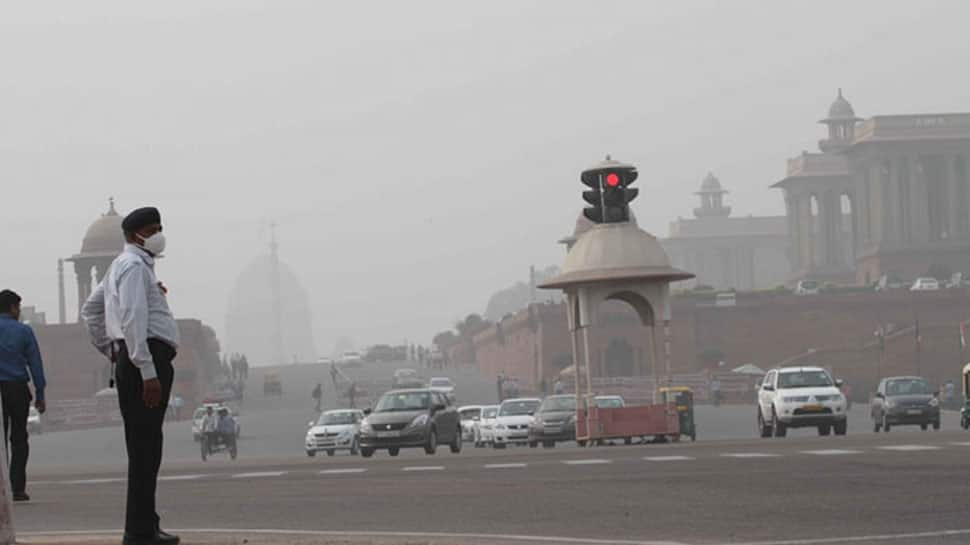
[757,367,847,437]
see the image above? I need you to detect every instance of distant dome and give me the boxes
[225,253,316,365]
[698,172,724,193]
[80,200,124,257]
[827,88,856,119]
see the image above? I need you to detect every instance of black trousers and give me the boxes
[116,339,175,537]
[0,381,30,495]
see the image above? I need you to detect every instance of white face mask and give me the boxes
[136,232,167,256]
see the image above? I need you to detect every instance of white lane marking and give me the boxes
[732,527,970,544]
[949,441,970,446]
[800,449,861,456]
[62,478,125,485]
[231,471,286,479]
[563,459,612,465]
[22,528,695,545]
[720,452,781,458]
[644,456,695,462]
[402,466,445,472]
[876,444,941,452]
[159,474,208,481]
[319,468,367,475]
[485,463,528,469]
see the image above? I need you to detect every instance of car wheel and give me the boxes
[306,450,316,457]
[450,427,462,453]
[360,447,375,458]
[493,442,506,449]
[818,425,831,436]
[326,449,335,457]
[757,409,772,438]
[933,419,941,431]
[350,437,359,455]
[834,420,847,436]
[424,428,438,455]
[920,423,928,431]
[772,409,786,438]
[543,441,555,448]
[528,441,538,448]
[388,447,400,457]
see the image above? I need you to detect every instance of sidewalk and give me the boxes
[17,532,581,545]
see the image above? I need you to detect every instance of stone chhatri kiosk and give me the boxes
[540,157,694,445]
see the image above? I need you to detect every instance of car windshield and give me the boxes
[500,400,539,416]
[430,378,452,387]
[540,396,576,412]
[374,392,432,412]
[778,370,833,388]
[318,412,356,425]
[596,397,624,408]
[887,378,931,396]
[481,407,498,419]
[460,408,481,420]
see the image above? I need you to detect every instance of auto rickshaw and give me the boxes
[659,386,696,441]
[961,363,970,430]
[263,370,282,397]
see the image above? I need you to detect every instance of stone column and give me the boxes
[910,155,930,244]
[798,195,815,270]
[785,192,801,271]
[74,263,92,321]
[881,159,897,246]
[947,154,962,237]
[825,190,842,267]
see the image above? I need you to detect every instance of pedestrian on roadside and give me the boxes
[497,373,506,403]
[311,382,322,412]
[81,206,180,545]
[0,289,47,502]
[171,393,184,421]
[553,378,565,395]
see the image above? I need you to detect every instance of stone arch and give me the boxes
[605,290,656,326]
[604,338,635,377]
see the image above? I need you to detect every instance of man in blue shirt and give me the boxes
[0,289,46,502]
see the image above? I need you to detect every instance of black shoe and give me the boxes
[122,531,180,545]
[12,492,29,502]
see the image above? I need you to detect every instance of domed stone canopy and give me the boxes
[697,172,726,194]
[824,88,861,121]
[79,200,124,257]
[541,222,693,289]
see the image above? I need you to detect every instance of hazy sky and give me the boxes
[3,1,969,356]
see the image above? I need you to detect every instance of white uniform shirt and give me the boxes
[81,243,179,380]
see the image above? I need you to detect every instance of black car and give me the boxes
[528,395,577,448]
[871,376,941,432]
[358,389,462,457]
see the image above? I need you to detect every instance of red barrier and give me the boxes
[576,403,680,441]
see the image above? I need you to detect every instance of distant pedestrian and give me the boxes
[347,382,358,409]
[497,373,506,403]
[0,289,47,502]
[81,206,180,545]
[311,382,322,412]
[710,376,722,406]
[553,378,565,395]
[171,394,184,421]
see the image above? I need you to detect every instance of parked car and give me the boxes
[305,409,364,457]
[528,395,577,448]
[594,395,625,408]
[317,356,334,365]
[910,277,940,291]
[392,368,423,389]
[875,273,908,292]
[871,376,940,432]
[757,366,847,437]
[339,351,364,367]
[27,405,43,434]
[493,398,541,448]
[794,280,821,296]
[715,292,736,307]
[358,389,462,457]
[474,405,499,447]
[429,377,456,395]
[458,405,483,442]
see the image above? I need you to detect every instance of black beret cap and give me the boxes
[122,207,162,233]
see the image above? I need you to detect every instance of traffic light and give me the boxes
[580,156,639,224]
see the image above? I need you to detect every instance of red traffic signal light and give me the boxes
[605,172,620,187]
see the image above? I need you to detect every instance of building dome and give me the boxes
[827,88,856,119]
[541,223,693,289]
[79,200,124,257]
[698,172,724,193]
[225,253,317,365]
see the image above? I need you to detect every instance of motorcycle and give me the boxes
[201,432,237,461]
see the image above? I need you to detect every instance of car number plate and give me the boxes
[544,426,561,433]
[906,409,923,415]
[802,404,823,412]
[376,431,400,438]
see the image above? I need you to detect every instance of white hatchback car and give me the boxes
[910,277,940,291]
[458,405,483,442]
[492,398,541,448]
[305,409,364,457]
[474,405,499,447]
[757,367,847,437]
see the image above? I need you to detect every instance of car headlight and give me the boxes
[408,414,429,428]
[496,423,507,430]
[884,400,895,409]
[929,398,940,407]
